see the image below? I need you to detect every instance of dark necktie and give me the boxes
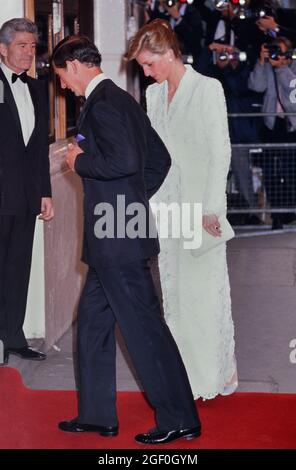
[11,71,28,84]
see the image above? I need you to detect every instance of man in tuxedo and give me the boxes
[52,36,201,445]
[0,18,53,365]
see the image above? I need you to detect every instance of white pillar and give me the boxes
[93,0,128,90]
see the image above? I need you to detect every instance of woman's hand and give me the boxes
[203,214,222,237]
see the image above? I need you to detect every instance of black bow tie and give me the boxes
[11,72,28,84]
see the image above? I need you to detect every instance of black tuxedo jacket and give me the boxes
[0,68,51,215]
[74,78,171,268]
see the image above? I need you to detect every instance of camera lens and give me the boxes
[166,0,176,7]
[238,51,247,61]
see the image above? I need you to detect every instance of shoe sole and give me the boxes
[59,427,118,437]
[7,352,46,361]
[135,430,201,445]
[99,431,118,437]
[185,431,201,440]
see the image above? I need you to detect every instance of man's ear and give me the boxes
[66,59,80,74]
[0,43,8,58]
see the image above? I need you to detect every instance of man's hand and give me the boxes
[66,142,84,172]
[39,197,54,221]
[256,16,278,33]
[259,44,269,65]
[164,4,181,20]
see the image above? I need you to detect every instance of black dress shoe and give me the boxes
[58,418,118,437]
[135,426,201,445]
[6,346,46,361]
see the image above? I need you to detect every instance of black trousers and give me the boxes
[0,213,36,349]
[77,260,200,431]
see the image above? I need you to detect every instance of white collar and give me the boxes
[0,62,27,83]
[85,72,108,99]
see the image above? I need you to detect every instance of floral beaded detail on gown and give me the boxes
[147,65,237,399]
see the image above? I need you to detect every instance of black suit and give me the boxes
[0,68,51,349]
[74,78,200,430]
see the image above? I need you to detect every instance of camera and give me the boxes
[214,0,273,21]
[213,49,247,64]
[288,49,296,60]
[265,44,296,61]
[165,0,194,7]
[214,0,247,11]
[238,7,273,19]
[265,44,283,60]
[182,54,194,65]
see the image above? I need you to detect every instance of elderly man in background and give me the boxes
[0,18,53,365]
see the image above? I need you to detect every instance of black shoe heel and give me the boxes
[185,431,201,440]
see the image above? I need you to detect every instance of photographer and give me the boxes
[145,0,203,69]
[197,0,266,67]
[248,37,296,228]
[198,43,261,220]
[249,38,296,142]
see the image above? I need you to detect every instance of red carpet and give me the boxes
[0,367,295,449]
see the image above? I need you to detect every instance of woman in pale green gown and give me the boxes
[128,19,237,399]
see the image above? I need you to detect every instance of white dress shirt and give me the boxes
[214,20,235,46]
[0,62,35,145]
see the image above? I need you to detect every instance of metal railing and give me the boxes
[226,113,296,226]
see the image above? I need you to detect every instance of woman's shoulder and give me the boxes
[189,68,223,93]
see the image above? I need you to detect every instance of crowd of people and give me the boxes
[144,0,296,228]
[0,1,296,446]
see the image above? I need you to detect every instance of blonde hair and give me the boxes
[127,19,182,61]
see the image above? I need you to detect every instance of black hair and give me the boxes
[52,35,102,68]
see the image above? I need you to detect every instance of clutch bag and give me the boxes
[191,214,234,258]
